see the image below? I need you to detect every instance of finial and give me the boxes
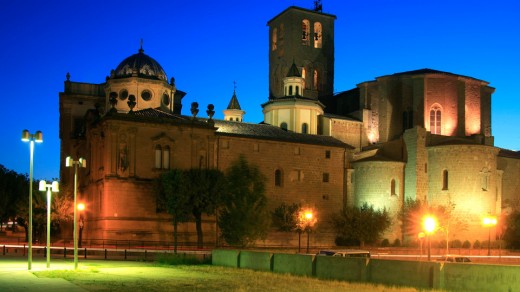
[139,39,144,53]
[127,95,136,113]
[190,102,199,119]
[207,104,215,120]
[66,72,70,81]
[313,0,322,12]
[233,80,237,93]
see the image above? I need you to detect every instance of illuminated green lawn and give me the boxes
[33,260,431,291]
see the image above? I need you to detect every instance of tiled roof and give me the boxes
[227,91,242,110]
[498,148,520,159]
[213,120,351,148]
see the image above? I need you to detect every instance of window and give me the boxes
[481,168,489,191]
[275,169,283,186]
[162,93,170,106]
[141,89,152,101]
[302,67,307,88]
[325,150,330,159]
[302,123,308,134]
[314,22,322,48]
[280,122,288,130]
[403,110,413,130]
[296,86,300,95]
[442,170,449,190]
[313,69,319,90]
[301,20,310,46]
[154,145,162,169]
[272,28,278,51]
[391,179,396,196]
[323,173,329,183]
[430,105,442,134]
[162,146,170,169]
[289,85,293,96]
[119,89,129,100]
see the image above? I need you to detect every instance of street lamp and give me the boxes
[39,180,59,268]
[422,215,437,261]
[304,210,314,253]
[482,215,497,256]
[21,129,42,270]
[65,156,86,270]
[77,203,85,248]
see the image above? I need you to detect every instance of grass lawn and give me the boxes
[33,260,434,291]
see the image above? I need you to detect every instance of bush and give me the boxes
[335,236,360,247]
[462,240,471,248]
[451,240,462,248]
[381,239,390,247]
[473,240,481,249]
[392,239,401,247]
[155,253,211,265]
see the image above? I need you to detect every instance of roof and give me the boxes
[267,6,336,25]
[377,68,489,84]
[498,148,520,159]
[213,119,350,148]
[102,108,350,148]
[226,91,242,110]
[113,47,167,81]
[286,62,301,77]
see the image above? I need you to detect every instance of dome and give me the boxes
[113,47,167,81]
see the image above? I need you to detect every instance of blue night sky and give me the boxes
[1,0,519,180]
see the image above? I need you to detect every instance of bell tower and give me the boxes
[267,5,336,99]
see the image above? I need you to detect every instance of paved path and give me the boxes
[0,256,87,291]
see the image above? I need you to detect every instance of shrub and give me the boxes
[462,240,471,248]
[392,239,401,247]
[381,239,390,247]
[473,240,481,249]
[155,253,211,265]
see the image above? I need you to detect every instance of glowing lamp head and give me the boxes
[22,130,30,142]
[66,156,72,167]
[34,131,43,143]
[305,211,313,220]
[77,203,85,211]
[38,180,46,191]
[51,181,59,192]
[423,215,437,233]
[483,216,497,226]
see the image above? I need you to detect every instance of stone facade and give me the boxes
[59,5,520,248]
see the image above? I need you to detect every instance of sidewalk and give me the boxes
[0,256,87,291]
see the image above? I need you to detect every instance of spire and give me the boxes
[286,61,301,77]
[139,39,144,53]
[227,82,242,110]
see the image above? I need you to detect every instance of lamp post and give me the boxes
[39,180,59,268]
[483,215,497,256]
[304,211,314,253]
[21,129,42,270]
[422,215,437,261]
[65,156,86,270]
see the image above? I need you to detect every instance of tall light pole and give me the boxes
[65,156,86,270]
[39,180,59,269]
[21,129,43,270]
[483,215,497,256]
[423,215,437,261]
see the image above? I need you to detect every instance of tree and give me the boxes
[0,165,29,232]
[183,168,225,249]
[157,169,191,253]
[218,156,270,247]
[272,202,301,232]
[332,202,391,247]
[503,210,520,249]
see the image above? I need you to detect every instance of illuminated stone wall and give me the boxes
[427,145,500,240]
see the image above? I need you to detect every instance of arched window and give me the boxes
[302,123,308,134]
[302,20,310,46]
[296,86,299,95]
[162,146,170,169]
[442,170,449,190]
[272,28,278,51]
[391,179,396,196]
[313,69,319,90]
[430,105,442,135]
[314,22,322,48]
[154,145,162,169]
[280,122,288,130]
[289,85,293,96]
[275,169,283,186]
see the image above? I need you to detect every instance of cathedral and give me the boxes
[59,5,520,247]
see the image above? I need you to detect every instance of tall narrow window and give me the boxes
[289,85,293,96]
[302,123,308,134]
[296,86,300,95]
[272,28,278,51]
[302,20,310,46]
[280,122,288,130]
[442,170,449,190]
[430,105,442,134]
[313,69,319,90]
[275,169,283,186]
[391,179,396,196]
[323,173,329,183]
[162,146,170,169]
[154,145,162,169]
[313,22,322,48]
